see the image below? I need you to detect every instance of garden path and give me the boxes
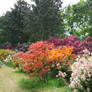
[0,65,31,92]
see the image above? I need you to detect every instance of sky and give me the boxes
[0,0,80,16]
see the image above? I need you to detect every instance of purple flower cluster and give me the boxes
[15,42,30,52]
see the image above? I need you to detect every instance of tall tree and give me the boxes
[30,0,64,41]
[4,0,31,45]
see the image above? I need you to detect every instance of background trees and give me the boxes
[3,0,31,45]
[0,0,64,45]
[0,0,92,46]
[30,0,64,41]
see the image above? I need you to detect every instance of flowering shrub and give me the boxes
[0,49,16,67]
[18,41,51,80]
[47,46,76,76]
[69,56,92,91]
[0,49,15,60]
[56,71,67,78]
[47,35,85,54]
[82,36,92,53]
[83,49,92,56]
[47,46,76,63]
[12,51,24,67]
[15,41,76,82]
[49,46,76,81]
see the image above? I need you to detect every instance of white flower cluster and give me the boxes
[69,56,92,89]
[4,55,12,63]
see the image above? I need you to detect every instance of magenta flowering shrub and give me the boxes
[47,35,85,54]
[82,36,92,53]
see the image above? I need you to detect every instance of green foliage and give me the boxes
[0,0,65,44]
[27,0,64,41]
[0,29,7,44]
[61,87,72,92]
[64,0,92,40]
[1,60,15,68]
[86,0,92,37]
[18,78,67,90]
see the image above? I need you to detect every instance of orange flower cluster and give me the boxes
[46,46,76,66]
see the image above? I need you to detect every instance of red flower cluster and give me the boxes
[19,41,53,78]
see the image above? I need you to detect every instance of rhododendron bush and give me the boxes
[47,35,85,54]
[47,46,76,81]
[47,35,92,54]
[14,41,76,81]
[82,36,92,53]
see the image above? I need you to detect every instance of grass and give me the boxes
[1,60,16,68]
[0,64,73,92]
[18,73,72,92]
[18,78,66,89]
[18,78,71,92]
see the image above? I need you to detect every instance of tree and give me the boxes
[0,14,10,45]
[64,0,90,40]
[30,0,64,41]
[3,0,31,45]
[0,0,65,44]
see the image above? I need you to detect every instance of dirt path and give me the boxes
[0,65,31,92]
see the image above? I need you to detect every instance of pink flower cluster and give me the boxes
[69,56,92,89]
[56,71,67,78]
[82,36,92,53]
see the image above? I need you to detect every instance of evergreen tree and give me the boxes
[4,0,31,45]
[30,0,64,41]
